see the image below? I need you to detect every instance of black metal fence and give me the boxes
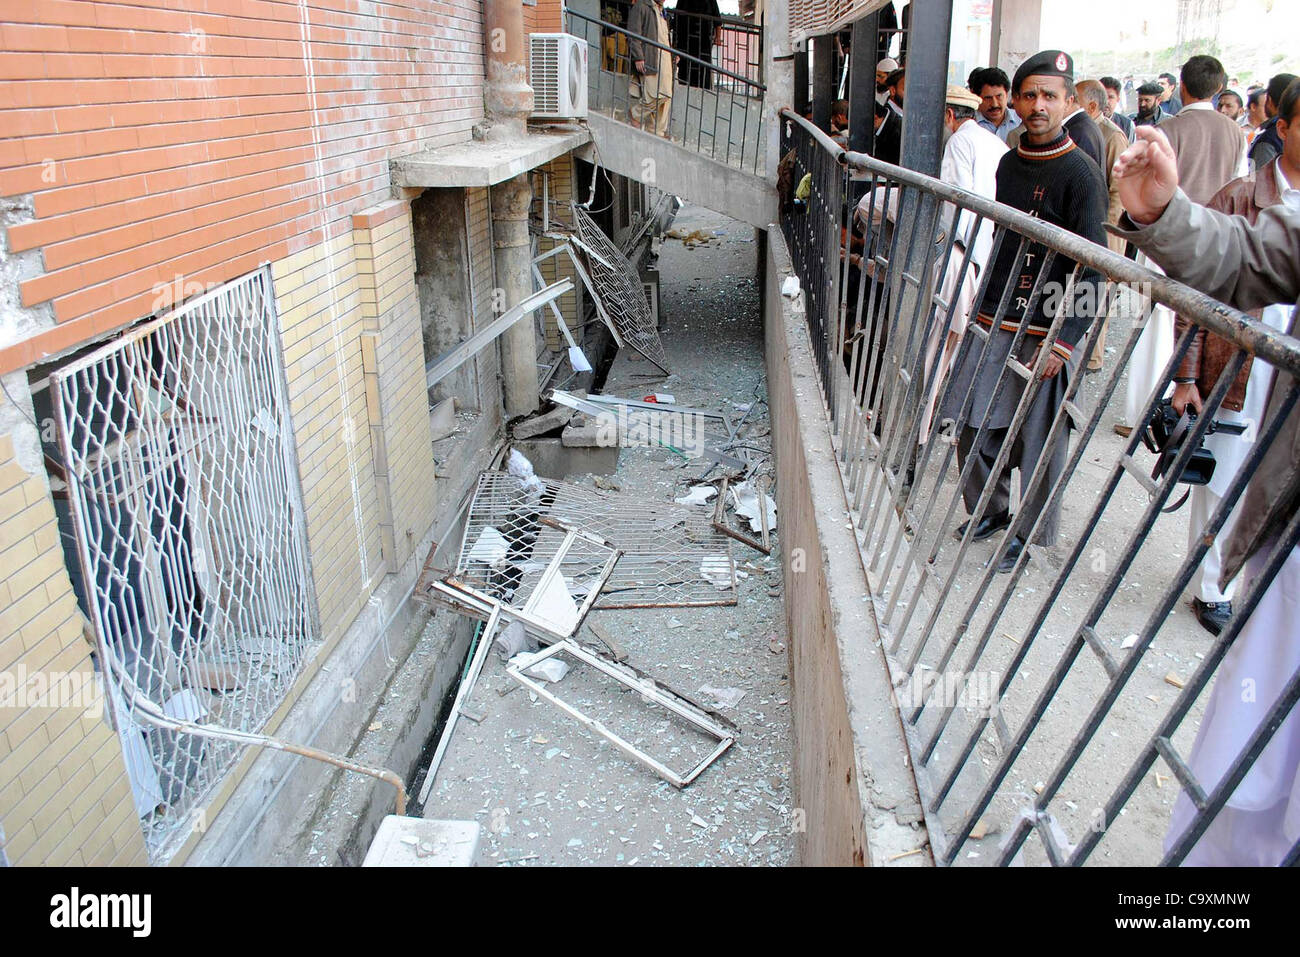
[566,8,766,176]
[665,8,762,88]
[779,108,1300,867]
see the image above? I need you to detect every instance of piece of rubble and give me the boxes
[430,397,458,441]
[512,403,575,440]
[675,485,717,507]
[698,684,746,709]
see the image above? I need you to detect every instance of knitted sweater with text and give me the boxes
[976,130,1109,360]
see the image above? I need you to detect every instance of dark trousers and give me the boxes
[957,420,1067,547]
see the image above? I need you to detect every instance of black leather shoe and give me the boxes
[994,536,1025,573]
[955,510,1013,542]
[1192,598,1232,636]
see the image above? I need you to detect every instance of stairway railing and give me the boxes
[566,8,767,177]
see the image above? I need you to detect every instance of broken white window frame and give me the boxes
[532,241,624,350]
[416,601,505,805]
[425,278,575,390]
[432,517,623,644]
[505,638,735,788]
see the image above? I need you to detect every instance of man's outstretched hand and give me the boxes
[1113,126,1180,226]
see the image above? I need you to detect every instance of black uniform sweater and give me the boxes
[976,130,1109,361]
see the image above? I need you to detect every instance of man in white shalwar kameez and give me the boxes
[1110,107,1300,867]
[1163,108,1300,864]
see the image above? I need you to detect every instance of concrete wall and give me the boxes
[414,188,480,408]
[764,228,930,867]
[990,0,1043,76]
[581,114,776,229]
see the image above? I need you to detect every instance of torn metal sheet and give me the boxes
[454,469,738,609]
[505,639,735,788]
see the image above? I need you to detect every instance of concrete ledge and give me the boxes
[392,127,591,188]
[764,228,930,866]
[579,113,777,230]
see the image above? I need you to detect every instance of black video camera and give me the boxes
[1142,397,1247,489]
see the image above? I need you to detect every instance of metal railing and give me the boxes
[664,8,763,88]
[566,8,766,176]
[778,108,1300,866]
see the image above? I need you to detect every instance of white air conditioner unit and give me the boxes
[530,33,588,120]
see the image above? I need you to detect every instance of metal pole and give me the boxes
[899,0,952,177]
[849,12,879,155]
[793,42,809,115]
[812,33,835,131]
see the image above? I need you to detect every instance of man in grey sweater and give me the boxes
[1113,125,1300,865]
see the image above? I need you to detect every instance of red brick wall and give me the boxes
[0,0,489,375]
[526,0,563,34]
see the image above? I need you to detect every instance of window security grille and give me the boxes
[50,265,318,861]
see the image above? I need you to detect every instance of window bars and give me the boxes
[566,203,672,374]
[778,109,1300,866]
[50,265,318,861]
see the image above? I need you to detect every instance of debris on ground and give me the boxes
[665,228,715,247]
[415,204,791,867]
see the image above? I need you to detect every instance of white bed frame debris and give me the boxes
[505,639,735,788]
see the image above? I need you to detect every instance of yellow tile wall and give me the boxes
[273,231,387,643]
[352,203,437,570]
[0,424,148,867]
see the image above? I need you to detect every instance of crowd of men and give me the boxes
[817,41,1300,866]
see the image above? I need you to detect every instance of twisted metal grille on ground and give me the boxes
[50,266,317,861]
[454,470,738,609]
[571,203,672,373]
[779,109,1300,866]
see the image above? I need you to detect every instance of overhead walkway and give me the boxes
[565,9,778,230]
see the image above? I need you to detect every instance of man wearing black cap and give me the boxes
[1004,83,1108,175]
[1133,82,1166,128]
[939,49,1109,572]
